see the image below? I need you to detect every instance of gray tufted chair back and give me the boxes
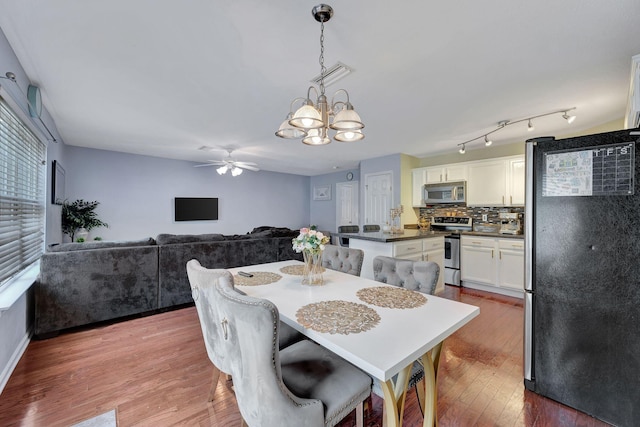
[321,244,364,276]
[210,270,371,427]
[372,256,440,295]
[187,259,235,375]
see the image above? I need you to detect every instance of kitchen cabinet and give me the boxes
[460,236,496,285]
[466,155,525,207]
[412,168,427,206]
[460,235,524,297]
[425,164,467,184]
[497,239,524,290]
[347,234,445,293]
[508,157,525,206]
[423,238,445,292]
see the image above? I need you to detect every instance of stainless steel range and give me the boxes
[431,216,473,286]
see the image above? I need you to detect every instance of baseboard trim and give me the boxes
[0,329,31,395]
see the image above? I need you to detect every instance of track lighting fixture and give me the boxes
[456,108,576,153]
[562,111,576,124]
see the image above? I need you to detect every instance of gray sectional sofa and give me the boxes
[34,227,302,338]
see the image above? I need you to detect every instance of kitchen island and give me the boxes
[336,229,446,292]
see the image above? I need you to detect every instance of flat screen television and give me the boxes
[174,197,219,221]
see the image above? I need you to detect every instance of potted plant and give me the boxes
[61,199,108,242]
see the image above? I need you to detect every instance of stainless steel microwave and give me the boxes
[423,181,466,205]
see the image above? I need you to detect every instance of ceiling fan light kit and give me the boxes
[195,149,258,176]
[275,4,365,145]
[456,107,577,154]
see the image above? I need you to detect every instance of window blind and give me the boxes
[0,96,46,288]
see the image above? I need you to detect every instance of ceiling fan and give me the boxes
[194,149,260,176]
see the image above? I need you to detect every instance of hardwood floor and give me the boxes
[0,286,609,427]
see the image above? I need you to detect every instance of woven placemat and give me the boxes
[280,264,326,275]
[356,286,427,309]
[233,272,282,286]
[295,300,380,335]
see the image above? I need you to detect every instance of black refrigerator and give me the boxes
[524,128,640,427]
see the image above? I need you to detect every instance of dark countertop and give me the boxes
[336,229,448,243]
[337,229,525,242]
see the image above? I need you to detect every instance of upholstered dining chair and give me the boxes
[371,256,441,414]
[362,224,381,232]
[337,225,359,247]
[209,268,372,427]
[187,259,303,402]
[321,244,365,276]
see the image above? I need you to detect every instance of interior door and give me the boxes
[364,172,392,226]
[336,181,359,229]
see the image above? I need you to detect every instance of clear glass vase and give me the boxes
[302,250,324,285]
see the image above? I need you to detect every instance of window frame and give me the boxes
[0,93,47,290]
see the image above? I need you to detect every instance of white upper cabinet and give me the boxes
[466,155,525,207]
[507,157,525,206]
[425,164,468,184]
[411,154,524,207]
[467,160,508,206]
[412,168,427,207]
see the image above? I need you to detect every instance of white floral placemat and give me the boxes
[295,300,380,334]
[356,286,427,309]
[280,264,326,275]
[233,272,282,286]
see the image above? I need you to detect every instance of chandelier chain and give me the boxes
[319,20,326,96]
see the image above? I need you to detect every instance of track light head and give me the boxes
[562,112,576,124]
[484,135,492,147]
[527,120,534,132]
[459,144,466,154]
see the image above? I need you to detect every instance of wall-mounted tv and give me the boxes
[174,197,219,221]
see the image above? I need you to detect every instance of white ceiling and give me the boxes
[1,0,639,176]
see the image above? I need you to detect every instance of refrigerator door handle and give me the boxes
[525,140,535,292]
[524,291,534,385]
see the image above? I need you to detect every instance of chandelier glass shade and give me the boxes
[275,4,364,145]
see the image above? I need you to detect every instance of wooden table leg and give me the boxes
[420,342,443,427]
[380,364,411,427]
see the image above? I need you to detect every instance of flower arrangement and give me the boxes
[292,225,330,254]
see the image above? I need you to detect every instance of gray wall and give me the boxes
[309,168,360,234]
[63,146,311,241]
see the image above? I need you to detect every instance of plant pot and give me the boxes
[75,228,89,242]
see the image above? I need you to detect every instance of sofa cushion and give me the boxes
[155,233,226,245]
[47,238,156,252]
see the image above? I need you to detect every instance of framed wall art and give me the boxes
[313,185,331,201]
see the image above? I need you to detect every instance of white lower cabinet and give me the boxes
[350,236,445,294]
[497,239,525,290]
[461,236,524,297]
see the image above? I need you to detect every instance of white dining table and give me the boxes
[229,260,479,427]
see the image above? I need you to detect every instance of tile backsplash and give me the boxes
[418,205,525,225]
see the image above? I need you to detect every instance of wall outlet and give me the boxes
[482,214,488,222]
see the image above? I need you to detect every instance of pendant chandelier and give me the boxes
[275,4,364,145]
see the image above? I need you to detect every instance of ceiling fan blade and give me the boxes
[193,163,218,168]
[233,161,258,168]
[238,164,260,172]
